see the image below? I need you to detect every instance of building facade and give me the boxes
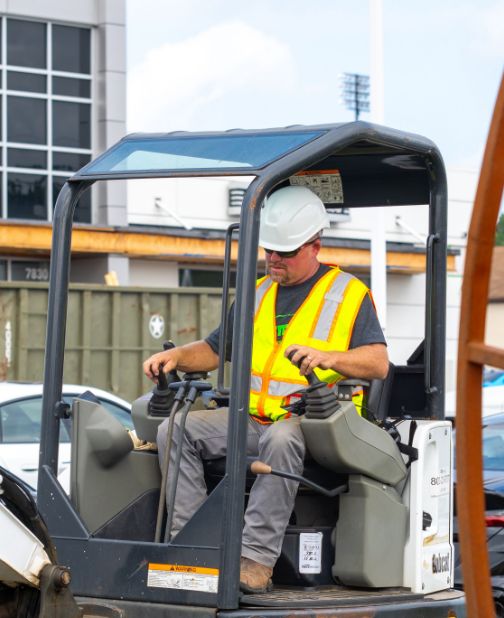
[0,0,127,283]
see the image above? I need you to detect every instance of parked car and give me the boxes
[484,369,504,387]
[0,382,133,492]
[453,412,504,616]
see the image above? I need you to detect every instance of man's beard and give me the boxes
[267,263,289,284]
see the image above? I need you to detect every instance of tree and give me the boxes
[497,213,504,246]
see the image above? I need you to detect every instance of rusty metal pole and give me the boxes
[456,73,504,618]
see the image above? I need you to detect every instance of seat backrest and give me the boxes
[366,362,395,421]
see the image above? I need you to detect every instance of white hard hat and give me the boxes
[259,186,330,251]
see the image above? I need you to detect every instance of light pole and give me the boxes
[339,73,370,120]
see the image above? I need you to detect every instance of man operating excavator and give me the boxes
[143,185,388,593]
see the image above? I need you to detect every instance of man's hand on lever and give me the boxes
[143,348,181,383]
[285,343,389,381]
[284,345,330,376]
[143,340,220,384]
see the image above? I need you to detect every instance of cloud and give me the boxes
[127,21,297,132]
[478,1,504,56]
[430,1,504,57]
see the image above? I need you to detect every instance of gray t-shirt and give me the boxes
[205,264,385,361]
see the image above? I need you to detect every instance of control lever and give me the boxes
[286,350,323,386]
[154,370,213,543]
[250,460,347,498]
[148,341,179,417]
[162,340,180,380]
[163,372,213,542]
[287,350,341,420]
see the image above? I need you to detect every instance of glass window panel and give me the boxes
[52,101,90,148]
[53,76,90,98]
[8,96,47,145]
[8,148,47,169]
[81,131,326,176]
[52,25,90,74]
[0,396,69,443]
[53,177,91,223]
[0,261,7,281]
[7,71,47,93]
[7,173,47,220]
[179,268,236,288]
[0,400,41,443]
[99,401,134,430]
[7,19,46,69]
[11,260,49,282]
[53,151,90,172]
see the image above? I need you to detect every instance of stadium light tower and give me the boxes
[339,73,370,120]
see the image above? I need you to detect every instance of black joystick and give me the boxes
[148,341,180,417]
[287,350,341,419]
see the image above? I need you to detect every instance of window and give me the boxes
[52,25,90,74]
[53,77,90,98]
[53,151,90,173]
[11,260,49,282]
[0,18,92,224]
[0,397,69,445]
[483,424,504,471]
[7,173,47,220]
[8,148,47,169]
[0,400,42,443]
[7,96,47,144]
[8,71,46,93]
[179,268,237,288]
[7,19,46,69]
[53,101,91,149]
[0,394,131,445]
[99,400,134,430]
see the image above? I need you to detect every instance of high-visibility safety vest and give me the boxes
[250,266,369,422]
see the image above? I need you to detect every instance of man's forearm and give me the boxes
[285,343,389,381]
[324,344,389,380]
[144,339,219,381]
[175,340,220,373]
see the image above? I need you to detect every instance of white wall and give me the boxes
[128,177,252,230]
[386,272,425,365]
[129,259,178,288]
[486,304,504,350]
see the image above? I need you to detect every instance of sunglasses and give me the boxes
[264,238,318,259]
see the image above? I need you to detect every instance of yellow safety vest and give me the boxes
[250,266,369,422]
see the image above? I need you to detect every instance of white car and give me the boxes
[0,382,133,492]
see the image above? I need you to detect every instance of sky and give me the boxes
[126,0,503,172]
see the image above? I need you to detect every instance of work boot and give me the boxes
[239,557,273,594]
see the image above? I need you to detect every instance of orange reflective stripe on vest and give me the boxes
[250,267,369,421]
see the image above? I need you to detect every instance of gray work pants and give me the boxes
[157,408,305,568]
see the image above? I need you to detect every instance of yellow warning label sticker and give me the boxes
[147,563,219,593]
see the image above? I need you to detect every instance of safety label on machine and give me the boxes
[290,170,344,204]
[299,532,323,573]
[147,563,219,593]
